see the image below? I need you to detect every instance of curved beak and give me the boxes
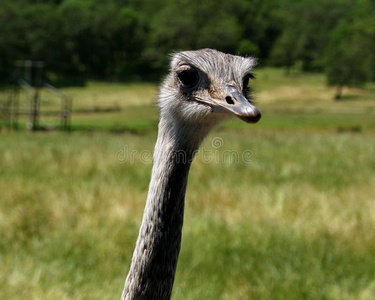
[197,85,261,123]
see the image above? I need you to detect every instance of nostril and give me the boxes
[225,96,234,105]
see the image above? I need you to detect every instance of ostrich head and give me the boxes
[159,49,261,134]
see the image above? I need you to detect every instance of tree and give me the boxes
[270,0,352,72]
[325,2,375,99]
[0,0,373,85]
[56,0,144,82]
[0,1,63,84]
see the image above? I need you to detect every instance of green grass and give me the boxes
[1,69,375,299]
[2,68,375,133]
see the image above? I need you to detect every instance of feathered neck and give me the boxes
[121,113,208,300]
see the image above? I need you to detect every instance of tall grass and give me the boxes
[1,129,374,299]
[1,69,375,299]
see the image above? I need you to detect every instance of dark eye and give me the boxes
[177,68,199,88]
[242,73,255,97]
[242,73,255,90]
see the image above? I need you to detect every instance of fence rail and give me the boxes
[1,60,72,131]
[0,84,72,131]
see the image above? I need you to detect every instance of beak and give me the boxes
[198,85,261,123]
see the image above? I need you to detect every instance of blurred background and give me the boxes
[0,0,374,87]
[0,0,374,299]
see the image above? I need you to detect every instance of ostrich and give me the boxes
[121,48,261,300]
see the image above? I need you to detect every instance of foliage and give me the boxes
[0,0,374,89]
[325,2,375,98]
[270,0,353,72]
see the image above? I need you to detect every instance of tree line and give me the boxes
[0,0,374,94]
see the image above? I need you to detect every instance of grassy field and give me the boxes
[1,69,375,299]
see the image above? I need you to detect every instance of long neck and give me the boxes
[122,116,206,300]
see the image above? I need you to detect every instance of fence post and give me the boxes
[28,61,44,131]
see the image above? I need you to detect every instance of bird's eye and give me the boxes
[242,73,255,97]
[242,73,255,90]
[177,68,199,88]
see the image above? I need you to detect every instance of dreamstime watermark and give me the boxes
[115,137,254,165]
